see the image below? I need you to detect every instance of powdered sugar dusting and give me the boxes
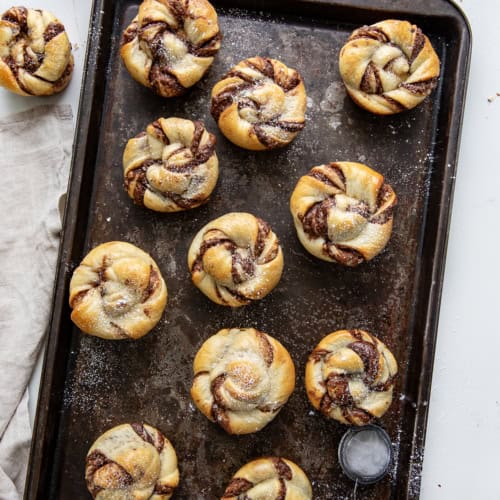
[55,4,447,498]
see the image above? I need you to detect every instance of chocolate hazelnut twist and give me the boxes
[0,6,74,96]
[305,329,398,425]
[222,457,312,499]
[85,423,179,499]
[339,19,440,114]
[191,328,295,435]
[211,56,307,150]
[120,0,221,97]
[187,212,284,307]
[123,117,218,212]
[290,162,397,266]
[69,242,167,340]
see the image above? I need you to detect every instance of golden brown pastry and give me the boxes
[222,457,312,499]
[305,329,398,425]
[190,328,295,434]
[187,212,284,306]
[120,0,221,97]
[85,423,179,499]
[69,242,167,340]
[123,117,218,212]
[290,162,397,266]
[0,6,73,96]
[339,19,440,114]
[211,56,306,150]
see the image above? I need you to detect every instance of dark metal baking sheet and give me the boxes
[25,0,471,498]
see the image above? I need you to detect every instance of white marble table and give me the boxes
[1,0,498,498]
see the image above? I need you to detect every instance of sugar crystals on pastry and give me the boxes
[187,212,284,306]
[290,162,397,266]
[211,56,306,150]
[85,423,179,499]
[339,19,440,114]
[305,329,398,425]
[69,241,167,340]
[0,6,74,96]
[190,328,295,434]
[222,457,312,499]
[120,0,221,97]
[123,117,218,212]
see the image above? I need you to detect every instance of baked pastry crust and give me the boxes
[187,212,284,306]
[124,117,218,212]
[120,0,221,97]
[0,6,73,96]
[222,457,312,499]
[69,241,167,340]
[85,423,179,499]
[305,329,398,425]
[339,19,440,114]
[290,162,397,266]
[190,328,295,434]
[211,56,306,150]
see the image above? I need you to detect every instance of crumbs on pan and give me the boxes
[487,92,500,103]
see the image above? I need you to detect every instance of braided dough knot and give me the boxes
[0,6,73,95]
[306,330,398,425]
[191,328,295,434]
[222,457,312,499]
[69,242,167,340]
[211,56,307,150]
[290,162,397,266]
[120,0,221,97]
[188,213,284,306]
[124,117,218,212]
[339,19,440,114]
[85,423,179,499]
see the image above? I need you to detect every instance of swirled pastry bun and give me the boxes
[188,212,284,306]
[69,242,167,340]
[85,423,179,499]
[123,117,218,212]
[211,56,306,150]
[120,0,221,97]
[0,6,73,96]
[222,457,312,499]
[290,162,396,266]
[339,19,440,114]
[191,328,295,434]
[305,329,398,425]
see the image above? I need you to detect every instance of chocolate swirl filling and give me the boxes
[223,477,253,497]
[314,331,391,424]
[125,120,217,209]
[210,373,232,433]
[352,24,435,99]
[131,422,165,453]
[154,483,175,495]
[70,257,160,338]
[222,458,293,498]
[85,450,134,498]
[120,2,222,96]
[349,26,389,43]
[298,163,395,264]
[211,57,305,147]
[191,218,279,304]
[1,7,72,93]
[204,330,281,432]
[43,22,65,42]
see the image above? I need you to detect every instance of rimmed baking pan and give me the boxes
[25,0,471,497]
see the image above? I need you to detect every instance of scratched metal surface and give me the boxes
[31,0,470,498]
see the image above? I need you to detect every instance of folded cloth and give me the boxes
[0,104,73,499]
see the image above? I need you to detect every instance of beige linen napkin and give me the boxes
[0,104,73,499]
